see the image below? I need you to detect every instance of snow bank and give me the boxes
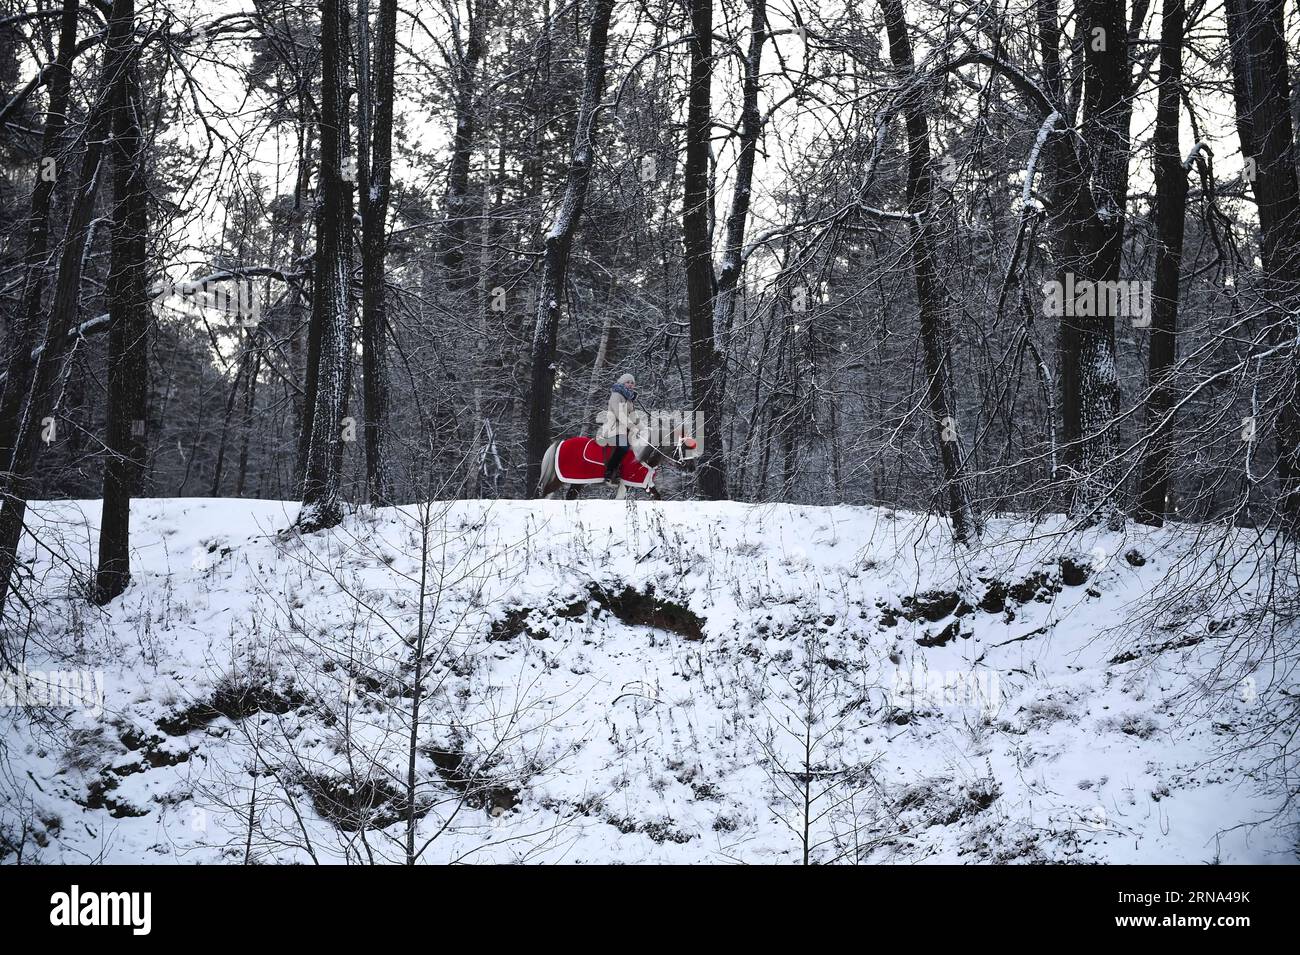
[1,498,1295,864]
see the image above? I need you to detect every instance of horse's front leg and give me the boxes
[614,481,628,501]
[564,484,580,500]
[646,486,662,501]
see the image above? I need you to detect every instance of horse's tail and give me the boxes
[537,439,560,498]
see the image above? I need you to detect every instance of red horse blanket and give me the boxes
[555,437,654,488]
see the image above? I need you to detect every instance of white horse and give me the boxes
[537,428,701,500]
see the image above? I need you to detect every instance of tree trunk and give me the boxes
[94,0,149,603]
[524,0,615,496]
[1223,0,1300,521]
[293,131,316,477]
[712,0,765,336]
[298,0,356,531]
[1134,0,1186,526]
[1049,0,1131,523]
[0,0,133,619]
[881,0,977,542]
[0,0,79,474]
[210,355,247,496]
[683,0,727,499]
[235,350,261,495]
[441,0,489,290]
[357,0,397,503]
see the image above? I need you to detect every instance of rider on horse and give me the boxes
[598,372,640,483]
[537,374,699,499]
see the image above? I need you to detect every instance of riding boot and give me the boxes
[605,445,628,484]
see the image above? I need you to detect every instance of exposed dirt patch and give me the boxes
[590,582,705,640]
[901,590,966,622]
[882,571,1061,631]
[608,814,695,844]
[1109,633,1206,664]
[894,776,1001,828]
[916,619,964,647]
[424,745,520,816]
[876,601,900,629]
[156,678,310,736]
[300,773,412,832]
[490,582,705,642]
[489,598,588,641]
[1058,556,1092,587]
[72,723,197,819]
[978,579,1009,614]
[117,724,195,770]
[1008,570,1062,605]
[82,775,149,819]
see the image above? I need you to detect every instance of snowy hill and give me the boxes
[1,498,1295,864]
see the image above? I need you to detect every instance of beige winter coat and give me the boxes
[596,376,641,446]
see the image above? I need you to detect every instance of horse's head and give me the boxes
[672,429,702,469]
[631,422,702,470]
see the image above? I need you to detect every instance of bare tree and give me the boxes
[94,0,149,603]
[0,0,80,470]
[356,0,399,504]
[712,0,766,351]
[881,0,976,543]
[524,0,616,496]
[683,0,727,499]
[1223,0,1300,523]
[0,0,136,618]
[440,0,490,290]
[1134,0,1188,526]
[1050,0,1134,524]
[298,0,356,531]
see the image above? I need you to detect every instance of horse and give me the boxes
[536,427,701,500]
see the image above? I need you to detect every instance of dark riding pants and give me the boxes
[605,444,629,480]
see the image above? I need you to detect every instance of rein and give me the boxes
[636,437,693,471]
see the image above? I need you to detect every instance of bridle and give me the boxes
[637,434,698,470]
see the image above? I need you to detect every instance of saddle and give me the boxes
[555,437,654,488]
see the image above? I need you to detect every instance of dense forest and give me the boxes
[3,0,1298,541]
[1,0,1298,866]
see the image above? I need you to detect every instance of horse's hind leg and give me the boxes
[564,485,580,501]
[536,474,561,499]
[537,440,562,498]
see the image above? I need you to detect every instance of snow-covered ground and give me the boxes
[1,497,1296,864]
